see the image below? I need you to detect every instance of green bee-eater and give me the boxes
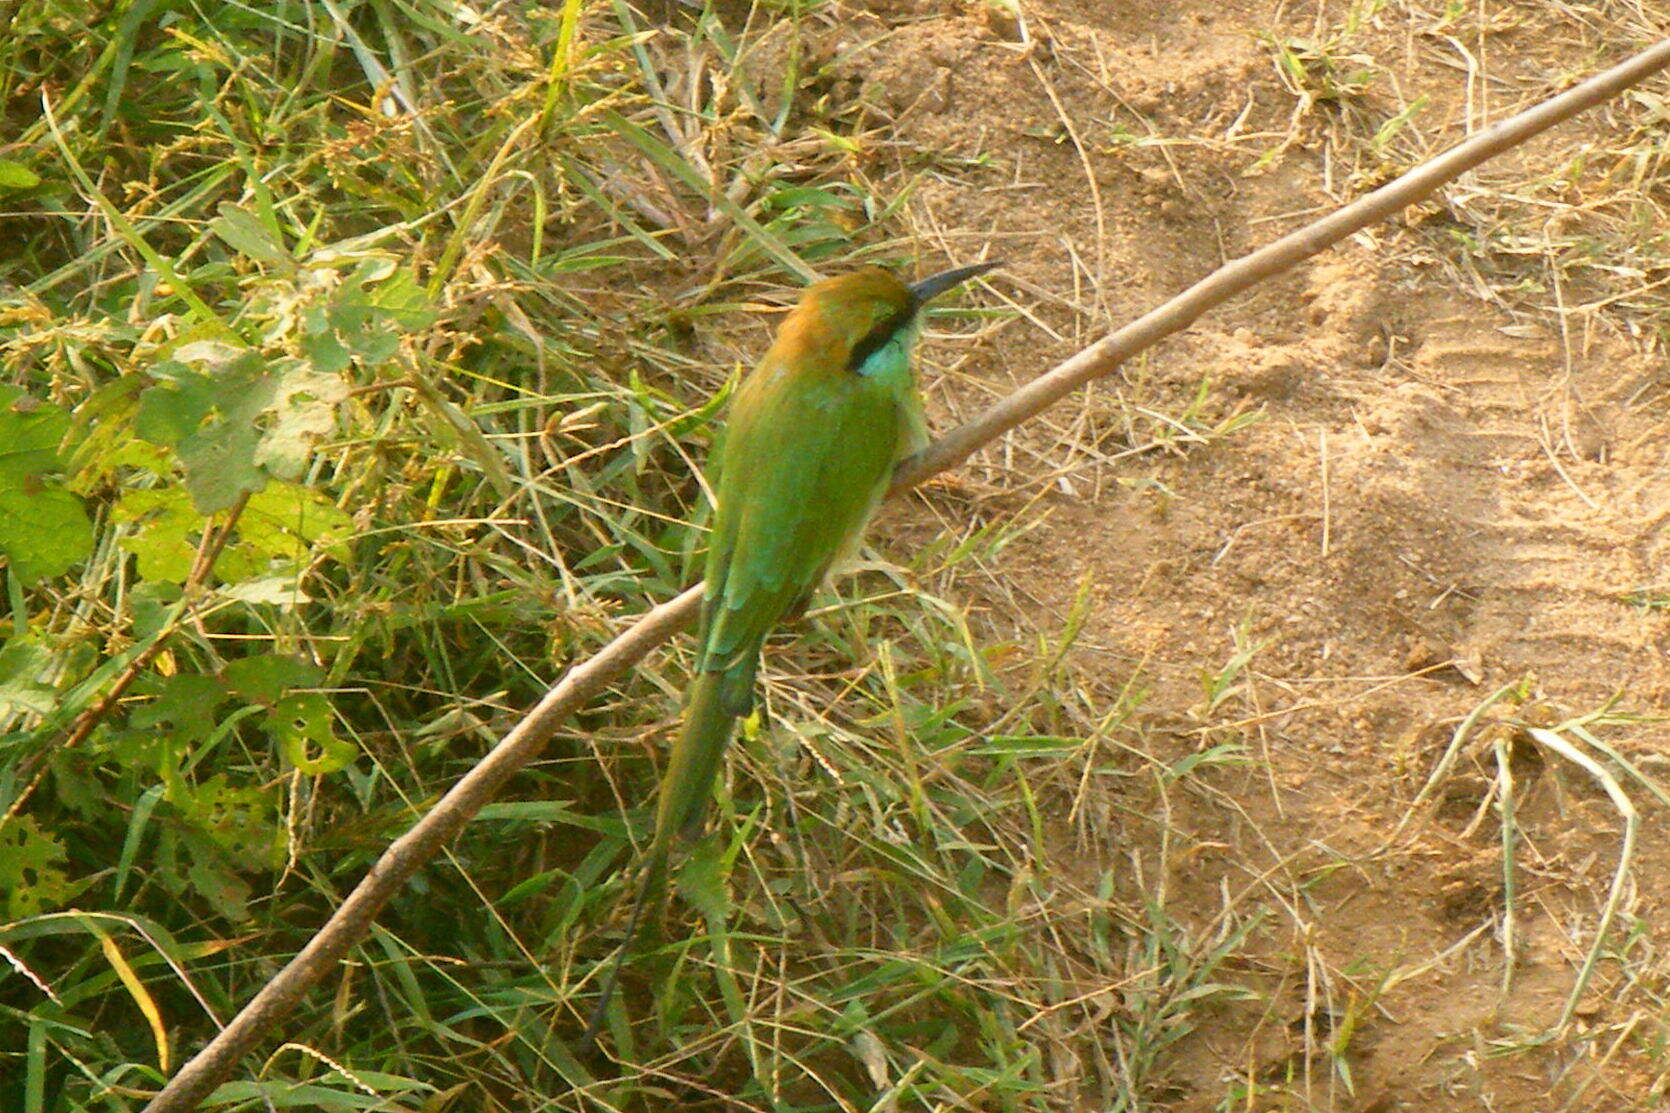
[584,260,997,1044]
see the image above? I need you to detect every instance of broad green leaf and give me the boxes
[215,481,352,581]
[0,639,57,716]
[115,487,203,583]
[187,855,253,922]
[299,318,351,375]
[107,723,188,776]
[209,202,293,267]
[182,775,282,867]
[255,364,349,478]
[137,348,347,508]
[130,581,183,639]
[0,486,94,582]
[136,349,275,512]
[364,262,432,321]
[0,393,94,581]
[0,815,72,918]
[0,392,70,483]
[297,256,433,372]
[131,673,228,738]
[132,369,205,445]
[222,653,324,705]
[267,692,355,775]
[0,160,41,191]
[117,673,230,781]
[181,425,267,512]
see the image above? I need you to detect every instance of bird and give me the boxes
[582,259,999,1048]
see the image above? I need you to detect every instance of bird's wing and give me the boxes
[700,364,904,675]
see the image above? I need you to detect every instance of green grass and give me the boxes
[0,3,1204,1109]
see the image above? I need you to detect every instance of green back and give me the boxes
[699,332,918,681]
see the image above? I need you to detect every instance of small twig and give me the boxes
[1,493,251,830]
[142,39,1670,1113]
[344,377,417,398]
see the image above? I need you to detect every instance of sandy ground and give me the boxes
[789,1,1670,1108]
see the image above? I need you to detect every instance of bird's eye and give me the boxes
[846,309,911,372]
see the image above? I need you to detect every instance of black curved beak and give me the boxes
[907,260,1001,307]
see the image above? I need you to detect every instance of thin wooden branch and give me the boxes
[143,37,1670,1113]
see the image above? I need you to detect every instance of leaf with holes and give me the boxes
[136,348,275,513]
[115,487,204,583]
[181,775,282,869]
[254,362,349,479]
[267,692,355,775]
[136,345,350,512]
[0,815,72,918]
[112,672,232,783]
[213,481,352,583]
[299,255,434,372]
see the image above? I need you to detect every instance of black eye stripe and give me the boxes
[846,309,912,372]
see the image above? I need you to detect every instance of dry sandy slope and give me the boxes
[822,0,1670,1108]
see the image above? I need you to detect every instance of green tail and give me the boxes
[581,660,752,1049]
[653,662,752,845]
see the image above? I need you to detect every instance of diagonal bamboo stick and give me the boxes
[143,36,1670,1113]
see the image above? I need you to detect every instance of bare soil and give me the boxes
[821,1,1670,1108]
